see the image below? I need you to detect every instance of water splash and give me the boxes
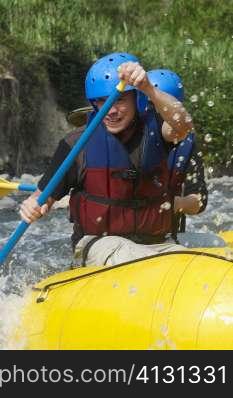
[190,94,198,103]
[0,275,29,349]
[204,133,212,143]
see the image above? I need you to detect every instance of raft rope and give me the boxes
[34,250,233,303]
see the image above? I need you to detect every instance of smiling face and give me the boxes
[94,91,137,134]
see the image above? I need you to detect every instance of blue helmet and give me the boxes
[85,52,148,113]
[147,69,184,102]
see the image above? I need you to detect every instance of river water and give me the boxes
[0,175,232,348]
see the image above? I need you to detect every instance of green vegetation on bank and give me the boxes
[0,0,232,172]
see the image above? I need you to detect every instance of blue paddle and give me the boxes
[0,80,126,265]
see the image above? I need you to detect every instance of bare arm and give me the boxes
[146,86,194,141]
[162,121,191,143]
[174,146,208,215]
[118,61,194,142]
[174,194,203,215]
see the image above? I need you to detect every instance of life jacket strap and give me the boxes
[79,190,168,209]
[111,169,139,180]
[81,236,104,267]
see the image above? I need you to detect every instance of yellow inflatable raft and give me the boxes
[12,231,233,350]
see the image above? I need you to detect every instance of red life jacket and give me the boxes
[69,109,194,238]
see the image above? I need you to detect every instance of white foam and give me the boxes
[0,276,29,349]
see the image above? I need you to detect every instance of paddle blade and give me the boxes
[0,178,37,197]
[0,178,19,197]
[66,106,93,127]
[0,187,14,197]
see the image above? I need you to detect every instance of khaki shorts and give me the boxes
[74,235,184,267]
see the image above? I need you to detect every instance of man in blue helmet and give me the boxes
[19,53,207,266]
[66,68,208,234]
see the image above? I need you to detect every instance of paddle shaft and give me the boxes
[0,81,126,265]
[18,184,37,192]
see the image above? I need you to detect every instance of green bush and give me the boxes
[0,0,232,171]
